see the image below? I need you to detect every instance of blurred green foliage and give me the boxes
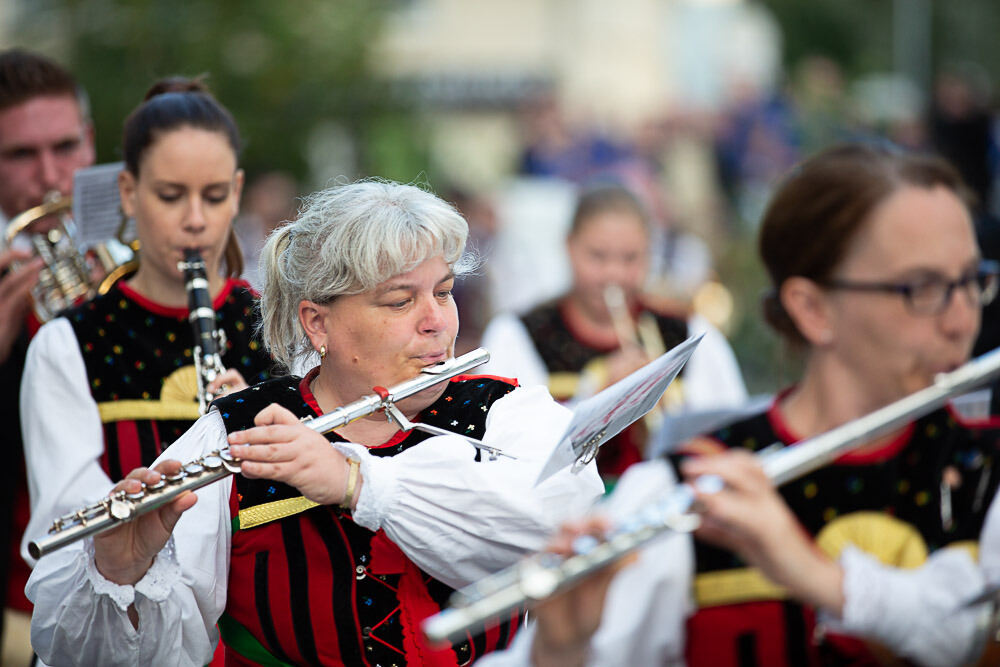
[762,0,1000,82]
[4,0,424,185]
[715,227,803,395]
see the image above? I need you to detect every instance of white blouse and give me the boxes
[22,317,605,667]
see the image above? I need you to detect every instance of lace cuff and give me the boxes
[83,536,182,611]
[135,537,182,602]
[838,546,888,635]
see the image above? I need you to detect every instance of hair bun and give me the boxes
[143,75,211,102]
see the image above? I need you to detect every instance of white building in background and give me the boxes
[370,0,781,191]
[369,0,780,316]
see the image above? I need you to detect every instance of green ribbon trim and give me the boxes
[217,613,294,667]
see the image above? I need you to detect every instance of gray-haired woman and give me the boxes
[27,180,603,667]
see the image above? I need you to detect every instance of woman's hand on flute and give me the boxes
[682,451,845,615]
[530,516,633,667]
[228,403,356,508]
[93,461,198,587]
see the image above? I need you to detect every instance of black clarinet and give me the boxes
[178,249,226,415]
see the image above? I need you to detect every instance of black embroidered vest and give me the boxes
[64,279,272,480]
[214,374,521,666]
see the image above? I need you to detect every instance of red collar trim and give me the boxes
[451,373,519,387]
[558,298,622,353]
[298,367,415,449]
[558,296,677,353]
[767,387,915,465]
[298,367,323,417]
[118,277,248,319]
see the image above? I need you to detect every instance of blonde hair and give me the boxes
[259,178,472,370]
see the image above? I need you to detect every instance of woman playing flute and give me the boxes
[26,179,603,666]
[484,143,1000,666]
[481,183,746,481]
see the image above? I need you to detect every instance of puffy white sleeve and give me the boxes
[476,460,693,667]
[26,412,233,667]
[339,385,605,588]
[20,318,113,569]
[831,484,1000,667]
[479,313,549,391]
[831,544,990,667]
[682,314,748,410]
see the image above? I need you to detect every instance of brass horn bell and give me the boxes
[5,191,132,321]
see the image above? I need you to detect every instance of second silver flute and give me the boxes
[29,348,492,559]
[422,345,1000,645]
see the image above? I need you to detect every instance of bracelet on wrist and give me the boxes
[339,458,361,509]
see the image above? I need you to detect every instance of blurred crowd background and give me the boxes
[5,0,1000,394]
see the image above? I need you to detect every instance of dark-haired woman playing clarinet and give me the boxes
[19,77,271,636]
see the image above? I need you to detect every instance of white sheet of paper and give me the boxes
[72,162,128,247]
[536,333,703,485]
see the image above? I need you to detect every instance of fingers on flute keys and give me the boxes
[229,403,350,506]
[681,451,807,578]
[531,516,632,663]
[94,460,198,586]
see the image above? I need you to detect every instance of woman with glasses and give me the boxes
[669,142,1000,666]
[482,143,1000,666]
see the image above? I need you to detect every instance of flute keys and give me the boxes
[184,462,204,476]
[202,454,223,469]
[110,497,133,520]
[166,470,187,484]
[148,478,166,492]
[570,534,600,555]
[219,450,242,473]
[519,560,559,600]
[663,511,701,533]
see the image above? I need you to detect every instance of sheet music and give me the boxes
[72,162,129,247]
[645,394,774,459]
[536,333,703,485]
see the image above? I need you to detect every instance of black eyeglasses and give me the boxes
[822,260,1000,315]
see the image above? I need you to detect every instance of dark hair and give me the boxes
[759,143,972,343]
[569,183,651,238]
[122,76,241,175]
[122,76,243,277]
[0,48,86,115]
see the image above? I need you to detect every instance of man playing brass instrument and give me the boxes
[0,48,95,665]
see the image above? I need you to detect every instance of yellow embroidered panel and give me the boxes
[96,365,201,422]
[238,496,320,530]
[696,512,977,608]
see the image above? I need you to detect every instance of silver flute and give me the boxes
[29,348,492,559]
[422,346,1000,645]
[178,250,226,415]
